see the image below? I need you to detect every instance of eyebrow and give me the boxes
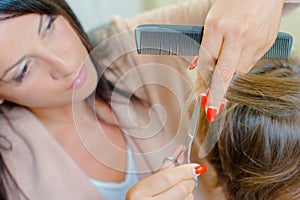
[0,15,43,80]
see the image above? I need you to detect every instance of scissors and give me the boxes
[163,96,202,166]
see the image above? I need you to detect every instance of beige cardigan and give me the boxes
[2,0,297,199]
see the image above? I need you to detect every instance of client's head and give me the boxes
[194,58,300,199]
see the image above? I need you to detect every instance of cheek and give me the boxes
[2,81,62,106]
[5,86,45,105]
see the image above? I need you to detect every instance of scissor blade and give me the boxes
[188,96,201,136]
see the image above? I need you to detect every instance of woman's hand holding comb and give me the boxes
[194,0,285,122]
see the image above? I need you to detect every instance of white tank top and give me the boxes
[90,146,139,199]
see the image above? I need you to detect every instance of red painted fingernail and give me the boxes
[196,93,207,108]
[189,56,199,70]
[206,107,217,122]
[218,103,225,115]
[200,95,207,108]
[189,64,195,70]
[194,164,207,175]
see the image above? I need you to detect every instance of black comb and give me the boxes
[135,24,293,60]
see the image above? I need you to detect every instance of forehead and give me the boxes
[0,14,39,68]
[0,13,39,33]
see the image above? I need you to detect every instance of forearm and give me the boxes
[126,0,216,29]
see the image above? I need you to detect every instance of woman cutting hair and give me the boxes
[0,0,298,199]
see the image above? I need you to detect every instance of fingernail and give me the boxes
[200,94,207,108]
[196,93,207,108]
[194,164,207,176]
[189,64,195,70]
[218,103,225,115]
[206,107,217,122]
[189,56,198,70]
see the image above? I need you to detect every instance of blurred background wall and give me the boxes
[66,0,300,49]
[65,0,143,31]
[281,6,300,51]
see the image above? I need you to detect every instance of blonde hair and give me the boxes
[194,58,300,199]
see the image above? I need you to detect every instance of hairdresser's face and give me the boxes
[0,14,97,108]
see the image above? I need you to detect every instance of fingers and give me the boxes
[185,193,194,200]
[137,164,197,195]
[126,163,205,199]
[191,0,286,122]
[235,47,266,75]
[195,25,223,98]
[206,40,242,122]
[152,180,195,200]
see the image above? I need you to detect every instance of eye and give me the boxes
[14,61,31,83]
[42,16,56,38]
[46,16,56,30]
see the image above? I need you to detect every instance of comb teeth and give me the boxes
[139,31,201,55]
[262,32,293,60]
[136,25,203,56]
[135,24,293,60]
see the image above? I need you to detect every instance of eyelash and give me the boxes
[43,16,56,37]
[15,62,30,83]
[46,16,56,31]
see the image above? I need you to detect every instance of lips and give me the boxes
[68,65,87,90]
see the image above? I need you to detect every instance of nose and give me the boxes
[36,44,77,80]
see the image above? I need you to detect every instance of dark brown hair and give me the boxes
[194,58,300,199]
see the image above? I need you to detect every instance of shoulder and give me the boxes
[0,105,47,139]
[0,105,30,129]
[87,16,122,48]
